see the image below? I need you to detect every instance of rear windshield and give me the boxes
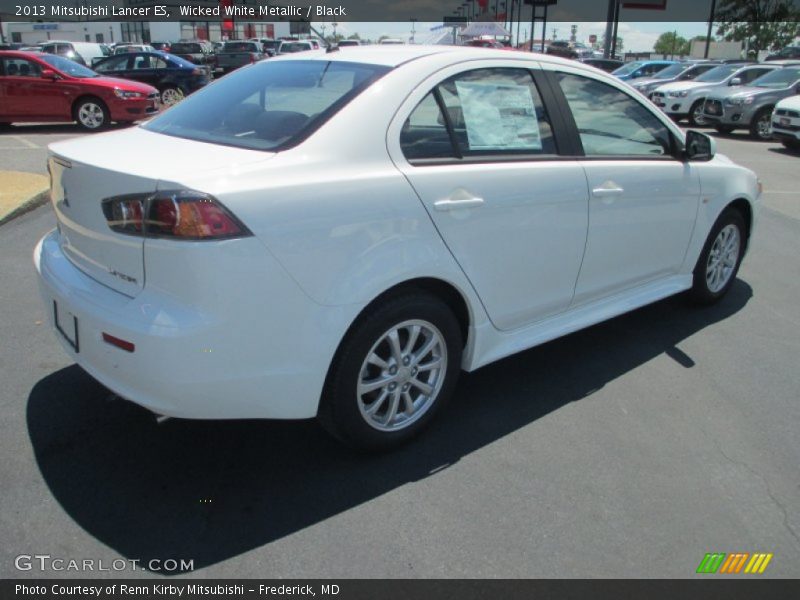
[223,42,259,52]
[612,61,642,76]
[143,60,391,151]
[653,63,689,79]
[170,43,202,54]
[280,42,311,53]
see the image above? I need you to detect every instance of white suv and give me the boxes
[771,95,800,150]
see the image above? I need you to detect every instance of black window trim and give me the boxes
[404,67,569,167]
[544,68,685,162]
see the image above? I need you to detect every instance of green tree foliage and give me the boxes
[715,0,800,55]
[654,31,690,56]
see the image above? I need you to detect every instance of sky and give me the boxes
[314,21,712,52]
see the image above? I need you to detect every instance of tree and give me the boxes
[715,0,800,56]
[654,31,689,56]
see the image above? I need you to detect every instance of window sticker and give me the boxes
[454,81,542,151]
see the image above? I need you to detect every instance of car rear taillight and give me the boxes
[101,191,251,240]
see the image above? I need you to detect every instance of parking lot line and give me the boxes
[11,136,40,149]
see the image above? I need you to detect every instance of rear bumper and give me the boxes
[34,229,346,420]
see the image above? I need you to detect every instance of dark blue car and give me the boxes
[93,51,211,106]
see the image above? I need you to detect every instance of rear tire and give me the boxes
[715,125,735,135]
[689,208,746,305]
[160,86,185,107]
[73,97,109,131]
[319,291,463,451]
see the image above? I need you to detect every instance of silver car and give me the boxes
[702,65,800,139]
[651,63,778,125]
[630,62,720,98]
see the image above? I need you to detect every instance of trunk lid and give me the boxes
[48,127,271,297]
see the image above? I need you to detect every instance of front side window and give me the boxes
[740,67,773,84]
[401,68,556,161]
[695,65,739,83]
[143,60,390,151]
[752,67,800,89]
[556,72,673,157]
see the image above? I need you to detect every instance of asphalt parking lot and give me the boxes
[0,124,798,579]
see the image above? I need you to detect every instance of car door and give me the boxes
[388,64,589,331]
[129,53,161,88]
[549,66,700,305]
[94,54,133,79]
[0,56,62,118]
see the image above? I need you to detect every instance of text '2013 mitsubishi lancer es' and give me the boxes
[35,46,761,450]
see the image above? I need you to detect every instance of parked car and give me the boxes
[0,51,159,130]
[702,65,800,139]
[770,95,800,150]
[38,41,106,67]
[336,39,361,48]
[546,40,594,59]
[150,42,171,53]
[35,47,758,450]
[630,61,719,97]
[249,38,281,57]
[612,60,676,81]
[113,44,156,55]
[169,40,216,69]
[277,40,315,54]
[93,51,210,106]
[651,63,778,125]
[765,46,800,61]
[579,58,624,73]
[214,41,265,74]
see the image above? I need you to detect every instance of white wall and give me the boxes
[7,22,122,45]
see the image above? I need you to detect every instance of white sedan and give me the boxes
[35,46,760,450]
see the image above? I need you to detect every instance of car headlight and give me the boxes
[113,89,145,99]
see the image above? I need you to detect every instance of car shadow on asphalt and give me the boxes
[26,280,752,574]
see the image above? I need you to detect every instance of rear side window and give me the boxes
[94,55,129,72]
[143,60,390,151]
[556,72,673,157]
[401,68,556,162]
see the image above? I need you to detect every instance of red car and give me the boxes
[0,51,160,130]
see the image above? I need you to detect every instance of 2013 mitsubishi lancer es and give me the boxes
[35,46,760,450]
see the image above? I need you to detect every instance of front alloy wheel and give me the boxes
[750,108,772,140]
[690,209,745,304]
[689,100,707,126]
[75,99,108,130]
[319,292,463,450]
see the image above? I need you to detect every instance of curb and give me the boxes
[0,190,51,228]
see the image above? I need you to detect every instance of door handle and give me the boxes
[591,186,625,198]
[434,197,485,211]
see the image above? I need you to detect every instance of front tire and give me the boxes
[688,100,707,126]
[689,209,746,305]
[319,291,463,451]
[74,98,109,131]
[749,107,773,140]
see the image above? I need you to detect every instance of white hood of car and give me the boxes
[653,81,707,93]
[775,95,800,110]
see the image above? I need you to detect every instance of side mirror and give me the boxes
[729,77,742,86]
[684,130,716,162]
[41,69,59,80]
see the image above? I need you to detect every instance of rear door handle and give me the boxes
[434,197,485,211]
[592,186,625,198]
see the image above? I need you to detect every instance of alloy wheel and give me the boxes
[357,319,447,432]
[78,103,105,129]
[705,224,740,293]
[161,88,185,106]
